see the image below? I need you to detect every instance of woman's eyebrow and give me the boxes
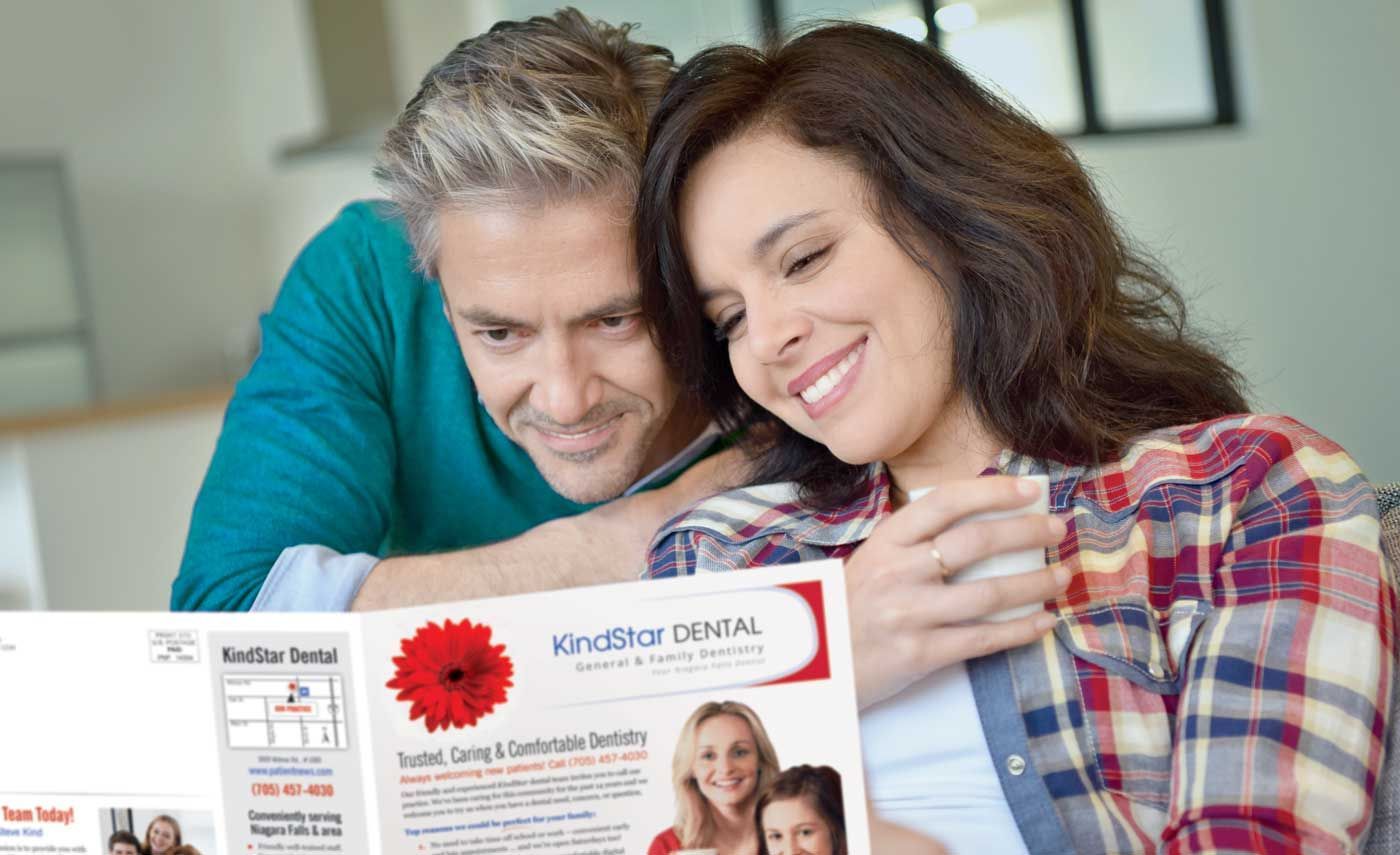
[752,209,827,260]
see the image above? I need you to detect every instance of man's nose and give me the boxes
[533,338,602,425]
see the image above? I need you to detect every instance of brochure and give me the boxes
[0,561,869,854]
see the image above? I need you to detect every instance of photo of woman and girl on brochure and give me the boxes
[650,701,848,855]
[101,811,214,855]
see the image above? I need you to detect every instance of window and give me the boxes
[765,0,1237,135]
[0,160,95,418]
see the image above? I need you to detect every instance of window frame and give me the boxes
[762,0,1239,137]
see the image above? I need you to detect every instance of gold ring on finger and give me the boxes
[930,546,954,579]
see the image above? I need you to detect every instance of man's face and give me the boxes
[436,195,689,503]
[110,844,139,855]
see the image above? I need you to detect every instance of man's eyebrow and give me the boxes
[752,209,826,260]
[569,294,641,324]
[455,296,641,328]
[456,306,523,328]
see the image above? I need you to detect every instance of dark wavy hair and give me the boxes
[636,22,1248,509]
[755,765,847,855]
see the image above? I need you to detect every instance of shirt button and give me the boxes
[1006,754,1027,776]
[1147,661,1166,680]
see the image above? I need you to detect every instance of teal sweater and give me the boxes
[173,201,605,611]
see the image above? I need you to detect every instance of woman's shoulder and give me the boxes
[647,827,681,855]
[646,482,805,579]
[1073,413,1370,514]
[645,474,884,577]
[657,481,803,542]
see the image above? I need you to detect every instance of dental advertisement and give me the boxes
[0,561,869,854]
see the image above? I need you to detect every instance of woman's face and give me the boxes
[680,130,972,475]
[147,820,176,854]
[690,713,762,811]
[761,796,835,855]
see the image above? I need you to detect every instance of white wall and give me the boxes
[1071,0,1400,478]
[0,1,349,400]
[0,444,46,610]
[19,405,224,611]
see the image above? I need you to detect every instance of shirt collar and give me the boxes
[623,422,722,496]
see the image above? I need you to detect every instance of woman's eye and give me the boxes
[785,245,829,277]
[712,310,746,342]
[481,329,512,342]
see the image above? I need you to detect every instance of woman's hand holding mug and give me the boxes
[843,475,1068,709]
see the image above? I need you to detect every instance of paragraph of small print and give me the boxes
[149,629,200,663]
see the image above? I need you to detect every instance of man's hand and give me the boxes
[351,445,750,610]
[846,475,1068,708]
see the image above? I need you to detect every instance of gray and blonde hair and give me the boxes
[374,7,675,276]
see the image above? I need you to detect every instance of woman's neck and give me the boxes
[886,396,1002,504]
[709,802,758,853]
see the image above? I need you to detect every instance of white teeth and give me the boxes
[798,341,864,405]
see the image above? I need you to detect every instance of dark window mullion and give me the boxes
[1203,0,1238,125]
[1066,0,1103,135]
[922,0,941,49]
[759,0,781,46]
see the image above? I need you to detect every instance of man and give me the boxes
[173,10,729,613]
[107,831,141,855]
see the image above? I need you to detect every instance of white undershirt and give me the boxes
[859,663,1030,855]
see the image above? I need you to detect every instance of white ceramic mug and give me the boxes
[909,473,1052,622]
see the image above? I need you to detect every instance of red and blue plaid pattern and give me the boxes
[646,414,1395,853]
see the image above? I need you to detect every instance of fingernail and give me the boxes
[1017,478,1039,496]
[1053,565,1070,587]
[1048,516,1067,539]
[1036,613,1057,631]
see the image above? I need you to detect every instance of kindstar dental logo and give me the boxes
[551,625,665,657]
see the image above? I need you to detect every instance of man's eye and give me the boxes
[595,314,640,333]
[785,245,829,277]
[476,328,519,346]
[712,310,746,342]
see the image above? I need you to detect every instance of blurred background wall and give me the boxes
[0,0,1395,610]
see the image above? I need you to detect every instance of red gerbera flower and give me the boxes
[386,618,514,733]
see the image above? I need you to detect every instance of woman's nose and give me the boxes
[744,293,808,365]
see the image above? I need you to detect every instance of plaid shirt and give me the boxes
[647,414,1395,854]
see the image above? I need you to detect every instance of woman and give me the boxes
[636,22,1394,855]
[651,700,782,855]
[757,766,847,855]
[142,815,180,855]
